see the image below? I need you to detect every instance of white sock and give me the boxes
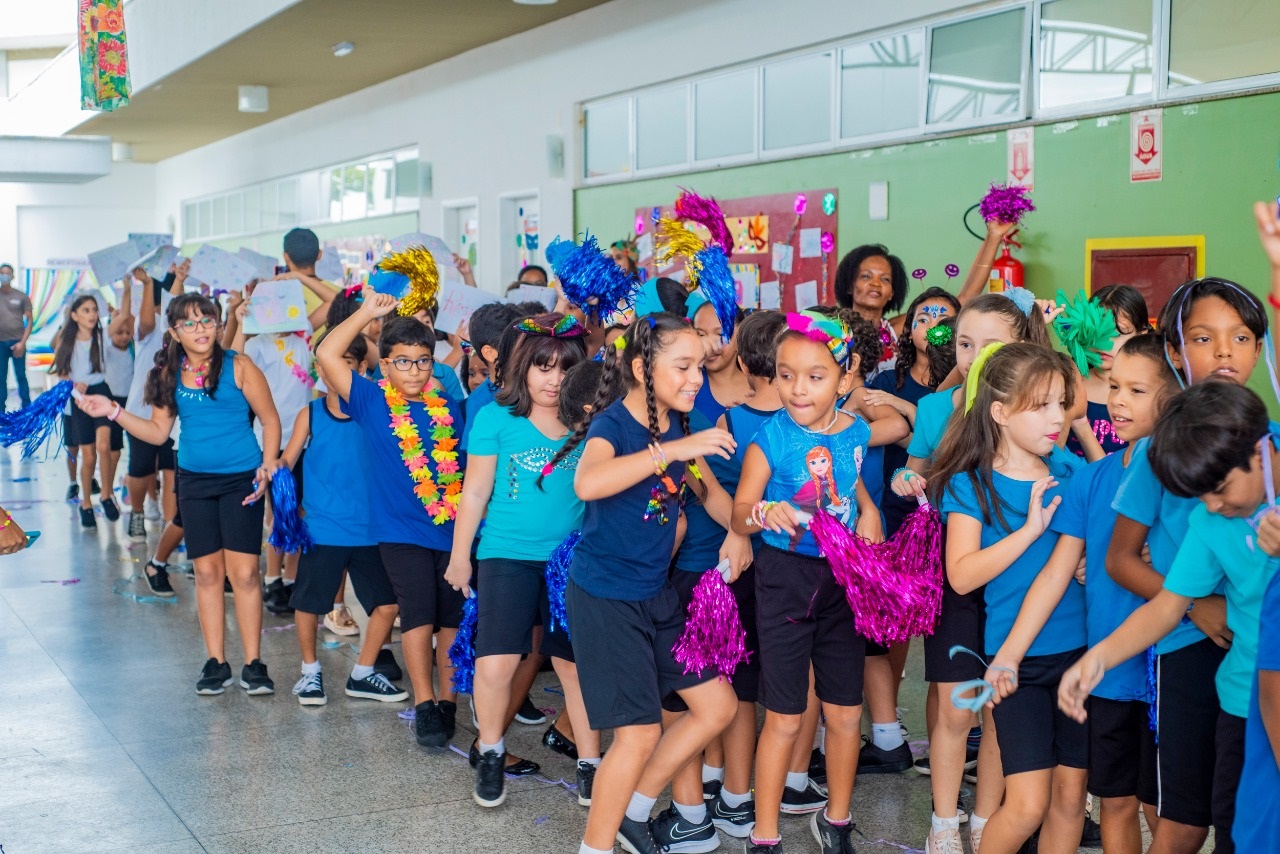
[479,738,505,755]
[351,664,374,680]
[382,644,394,651]
[579,844,611,854]
[931,812,961,833]
[872,722,904,751]
[283,578,294,586]
[675,801,707,824]
[333,601,343,610]
[150,556,167,568]
[579,756,601,766]
[785,771,808,791]
[625,791,657,823]
[702,764,725,784]
[265,574,281,585]
[300,660,321,675]
[970,814,989,831]
[721,789,751,808]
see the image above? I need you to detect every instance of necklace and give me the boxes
[182,356,210,389]
[381,380,461,523]
[796,409,841,435]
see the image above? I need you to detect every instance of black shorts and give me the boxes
[66,382,112,446]
[377,543,464,633]
[475,557,572,662]
[108,396,127,451]
[1154,638,1226,826]
[171,464,183,528]
[1087,696,1157,801]
[662,565,760,712]
[567,578,713,730]
[755,545,865,714]
[177,469,264,559]
[924,571,986,683]
[991,648,1089,776]
[127,434,175,478]
[1212,711,1246,854]
[291,544,397,616]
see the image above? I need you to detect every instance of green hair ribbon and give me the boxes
[964,342,1006,414]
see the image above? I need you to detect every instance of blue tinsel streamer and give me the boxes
[545,233,638,323]
[693,246,739,342]
[0,381,74,458]
[544,531,581,639]
[1145,645,1158,743]
[267,468,313,555]
[448,593,479,694]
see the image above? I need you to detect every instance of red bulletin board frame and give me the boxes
[634,189,838,313]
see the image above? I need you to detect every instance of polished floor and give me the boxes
[0,446,1112,854]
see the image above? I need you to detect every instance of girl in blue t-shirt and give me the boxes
[931,342,1087,854]
[1063,284,1147,461]
[732,310,882,853]
[443,313,600,811]
[77,294,281,697]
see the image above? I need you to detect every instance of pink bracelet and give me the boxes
[108,402,121,422]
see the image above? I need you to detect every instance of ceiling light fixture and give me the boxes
[238,85,269,113]
[332,41,355,57]
[513,0,557,5]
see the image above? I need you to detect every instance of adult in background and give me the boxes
[0,263,33,412]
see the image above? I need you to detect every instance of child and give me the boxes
[315,289,466,749]
[932,342,1086,854]
[76,294,280,695]
[1106,276,1266,854]
[547,312,738,854]
[103,287,135,517]
[1233,547,1280,850]
[689,294,751,423]
[53,294,116,528]
[281,331,406,707]
[443,312,601,810]
[732,310,884,854]
[983,334,1177,854]
[458,302,523,451]
[1061,380,1280,854]
[1064,284,1148,460]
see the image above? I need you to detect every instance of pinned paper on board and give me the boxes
[727,215,768,255]
[242,280,309,335]
[237,248,280,281]
[434,284,503,338]
[188,245,259,292]
[315,244,344,283]
[793,280,818,310]
[127,233,174,258]
[759,281,781,311]
[771,243,794,275]
[88,240,140,288]
[798,229,822,259]
[729,264,759,310]
[128,245,179,281]
[511,285,557,312]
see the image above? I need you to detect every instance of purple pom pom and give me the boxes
[267,467,312,555]
[448,594,479,694]
[979,183,1036,227]
[672,569,750,680]
[674,188,734,256]
[544,531,580,638]
[0,381,74,458]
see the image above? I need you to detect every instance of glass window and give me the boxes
[1168,0,1280,89]
[183,203,197,240]
[764,52,832,150]
[262,184,278,229]
[210,197,226,237]
[341,165,366,221]
[928,8,1026,124]
[369,158,395,216]
[841,31,923,138]
[695,70,756,161]
[278,179,299,227]
[395,153,419,211]
[226,192,244,234]
[636,85,689,171]
[1039,0,1152,110]
[584,98,631,178]
[197,200,212,239]
[243,187,261,234]
[297,172,321,224]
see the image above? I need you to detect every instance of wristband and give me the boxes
[892,466,916,482]
[747,500,777,528]
[0,514,11,529]
[647,442,668,476]
[1268,294,1280,311]
[108,402,121,422]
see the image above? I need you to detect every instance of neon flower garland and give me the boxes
[381,380,462,524]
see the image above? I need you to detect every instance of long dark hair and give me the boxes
[51,294,103,377]
[895,287,962,390]
[494,314,588,418]
[145,294,226,412]
[930,343,1076,531]
[833,244,908,314]
[1093,284,1151,334]
[925,317,958,387]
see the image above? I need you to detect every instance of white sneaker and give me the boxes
[926,826,964,854]
[145,495,163,522]
[323,605,359,636]
[969,822,984,853]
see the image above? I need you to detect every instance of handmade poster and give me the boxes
[511,285,557,312]
[242,280,309,335]
[794,280,819,311]
[636,233,655,268]
[188,245,258,291]
[730,264,760,310]
[315,244,344,283]
[772,243,794,275]
[760,280,781,310]
[127,233,174,258]
[128,245,178,281]
[388,232,431,254]
[237,248,279,281]
[87,239,140,288]
[435,284,503,338]
[798,228,822,259]
[1130,109,1162,183]
[725,215,769,255]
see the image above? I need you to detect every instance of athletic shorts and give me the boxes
[377,543,464,633]
[66,382,112,446]
[177,469,264,559]
[108,396,127,451]
[755,545,865,714]
[291,544,397,616]
[1212,711,1246,854]
[924,544,986,683]
[991,648,1089,776]
[127,434,175,478]
[567,578,713,730]
[662,565,760,711]
[1087,696,1158,801]
[474,557,572,661]
[1155,638,1226,826]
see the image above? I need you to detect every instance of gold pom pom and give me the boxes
[380,245,440,317]
[655,218,705,287]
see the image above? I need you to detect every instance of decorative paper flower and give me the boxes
[1052,288,1116,376]
[97,39,128,76]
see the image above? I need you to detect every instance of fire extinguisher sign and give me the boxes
[1130,108,1163,183]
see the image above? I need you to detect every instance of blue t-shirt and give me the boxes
[871,370,932,523]
[175,351,262,474]
[753,409,872,557]
[302,398,371,547]
[569,400,688,600]
[341,371,463,550]
[370,361,465,405]
[940,450,1086,657]
[1050,452,1147,701]
[905,388,960,463]
[1065,399,1126,459]
[716,403,777,553]
[675,411,727,573]
[1164,502,1280,718]
[459,379,497,452]
[468,404,583,562]
[1233,567,1280,851]
[693,370,729,424]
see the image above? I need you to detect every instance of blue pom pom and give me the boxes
[0,381,74,458]
[545,232,639,323]
[1145,646,1158,742]
[448,594,479,694]
[693,246,739,341]
[267,468,312,555]
[544,531,580,638]
[368,268,410,299]
[1004,286,1036,317]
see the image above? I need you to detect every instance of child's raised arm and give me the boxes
[954,218,1018,306]
[947,474,1059,594]
[136,267,157,340]
[316,287,396,402]
[280,406,310,470]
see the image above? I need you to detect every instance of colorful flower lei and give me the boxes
[381,380,462,524]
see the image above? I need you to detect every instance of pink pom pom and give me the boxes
[674,188,734,256]
[672,568,750,680]
[884,500,944,639]
[979,183,1036,227]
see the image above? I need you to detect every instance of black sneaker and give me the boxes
[263,579,294,615]
[1081,815,1102,848]
[543,722,578,760]
[143,562,175,597]
[808,747,827,787]
[709,791,756,838]
[439,699,457,739]
[196,658,233,695]
[856,736,913,774]
[91,477,101,495]
[702,778,722,801]
[913,754,931,775]
[747,841,784,853]
[474,748,506,808]
[240,659,274,695]
[66,483,79,502]
[415,700,448,747]
[514,696,546,725]
[373,647,403,681]
[345,672,409,702]
[651,804,718,854]
[575,761,596,807]
[100,497,120,522]
[616,816,660,854]
[810,810,855,854]
[79,506,96,528]
[292,670,327,706]
[128,513,147,542]
[779,779,828,815]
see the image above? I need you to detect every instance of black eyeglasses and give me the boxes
[389,356,434,373]
[175,317,217,332]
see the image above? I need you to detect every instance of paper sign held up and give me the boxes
[188,245,260,292]
[435,284,503,338]
[242,280,309,335]
[315,244,344,283]
[88,240,141,288]
[128,233,174,258]
[511,285,557,312]
[237,248,280,281]
[128,245,179,281]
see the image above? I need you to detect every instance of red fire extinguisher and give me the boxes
[988,233,1023,292]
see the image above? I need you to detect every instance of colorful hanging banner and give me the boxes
[79,0,131,111]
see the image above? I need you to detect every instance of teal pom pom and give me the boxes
[0,381,74,458]
[545,531,580,638]
[267,468,312,555]
[546,232,639,323]
[448,593,479,694]
[692,246,739,341]
[1053,288,1116,376]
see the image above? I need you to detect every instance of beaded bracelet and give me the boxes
[747,500,777,528]
[891,466,916,482]
[0,514,11,530]
[647,442,668,476]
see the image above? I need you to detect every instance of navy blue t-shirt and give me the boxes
[459,378,497,452]
[871,370,932,528]
[693,370,729,424]
[675,411,726,573]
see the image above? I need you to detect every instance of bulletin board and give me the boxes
[634,189,838,313]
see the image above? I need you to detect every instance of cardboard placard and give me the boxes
[87,239,141,288]
[188,245,259,292]
[242,280,310,335]
[510,284,557,312]
[434,284,503,338]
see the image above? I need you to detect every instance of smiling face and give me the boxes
[1107,351,1169,444]
[632,328,704,414]
[851,256,894,316]
[994,373,1068,458]
[909,298,954,354]
[1168,295,1262,385]
[956,309,1019,377]
[692,303,738,373]
[172,306,218,357]
[775,335,854,429]
[1201,447,1267,518]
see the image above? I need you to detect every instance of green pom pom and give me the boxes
[1052,289,1116,376]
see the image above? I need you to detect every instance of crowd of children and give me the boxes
[10,197,1273,854]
